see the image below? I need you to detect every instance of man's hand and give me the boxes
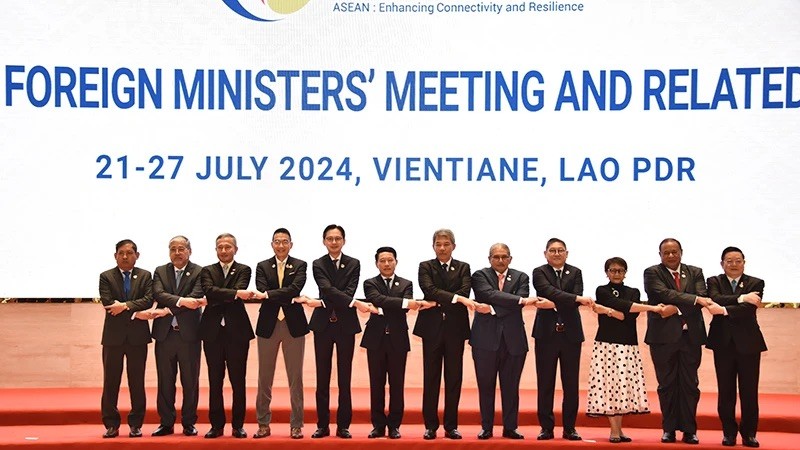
[104,300,128,316]
[660,304,679,318]
[133,310,152,320]
[181,298,200,310]
[296,296,322,308]
[236,290,254,300]
[534,297,556,309]
[457,296,476,311]
[251,291,267,300]
[706,302,726,315]
[576,296,595,308]
[151,308,170,319]
[695,296,713,307]
[473,303,492,314]
[741,292,763,308]
[416,300,435,310]
[198,297,208,307]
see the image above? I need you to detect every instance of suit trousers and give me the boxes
[421,330,465,432]
[155,329,201,427]
[203,325,250,429]
[534,332,581,431]
[256,321,305,428]
[713,341,761,438]
[313,322,355,429]
[366,335,407,430]
[101,343,148,428]
[472,340,525,431]
[650,332,702,434]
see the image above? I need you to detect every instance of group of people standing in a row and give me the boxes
[99,227,766,448]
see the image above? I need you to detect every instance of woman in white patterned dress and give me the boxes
[587,257,664,443]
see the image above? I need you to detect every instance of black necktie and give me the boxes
[441,262,448,271]
[555,269,563,289]
[385,278,392,290]
[333,259,339,270]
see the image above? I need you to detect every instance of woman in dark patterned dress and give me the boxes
[587,257,664,443]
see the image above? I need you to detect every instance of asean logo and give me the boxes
[222,0,311,22]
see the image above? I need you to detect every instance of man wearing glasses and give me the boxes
[251,228,309,439]
[705,247,765,448]
[531,238,593,441]
[643,238,713,445]
[301,224,373,439]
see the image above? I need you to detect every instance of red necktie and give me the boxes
[673,271,681,290]
[498,273,505,291]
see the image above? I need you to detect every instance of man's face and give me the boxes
[433,237,455,262]
[376,252,397,278]
[489,246,512,273]
[323,228,345,255]
[544,241,568,267]
[721,251,745,279]
[215,236,237,264]
[271,232,292,261]
[115,243,139,271]
[659,241,682,271]
[169,240,191,269]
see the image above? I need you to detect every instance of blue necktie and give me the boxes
[731,279,737,293]
[123,271,131,299]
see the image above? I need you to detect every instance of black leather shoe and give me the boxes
[204,428,224,439]
[232,427,247,438]
[742,436,760,448]
[722,435,736,446]
[311,427,330,438]
[537,429,554,440]
[388,428,401,439]
[368,428,385,439]
[423,429,436,440]
[563,429,582,441]
[102,426,119,438]
[503,429,524,439]
[661,431,676,443]
[151,425,174,437]
[336,428,352,439]
[183,425,198,436]
[682,433,699,444]
[129,427,142,438]
[477,429,493,440]
[444,429,462,440]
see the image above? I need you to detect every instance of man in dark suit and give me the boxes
[471,243,534,440]
[531,237,592,441]
[414,228,474,440]
[705,246,765,448]
[643,238,714,445]
[361,247,431,439]
[252,228,309,440]
[302,224,371,439]
[98,239,154,439]
[199,233,256,439]
[150,236,205,437]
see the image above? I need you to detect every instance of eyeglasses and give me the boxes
[324,236,343,243]
[607,268,626,274]
[547,248,566,255]
[272,239,291,246]
[490,255,511,261]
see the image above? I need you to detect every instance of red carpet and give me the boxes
[1,387,798,449]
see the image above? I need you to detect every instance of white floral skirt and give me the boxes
[586,341,650,416]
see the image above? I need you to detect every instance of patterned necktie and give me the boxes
[222,264,230,278]
[175,269,184,289]
[731,279,738,293]
[673,271,681,290]
[385,277,392,291]
[441,262,448,272]
[123,271,131,299]
[277,262,286,321]
[498,272,505,291]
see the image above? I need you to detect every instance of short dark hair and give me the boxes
[375,246,397,261]
[116,239,137,253]
[545,237,566,250]
[273,228,291,240]
[659,238,682,252]
[721,246,744,261]
[323,224,345,240]
[604,256,628,272]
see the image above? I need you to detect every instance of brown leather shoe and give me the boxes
[253,425,271,439]
[291,427,303,439]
